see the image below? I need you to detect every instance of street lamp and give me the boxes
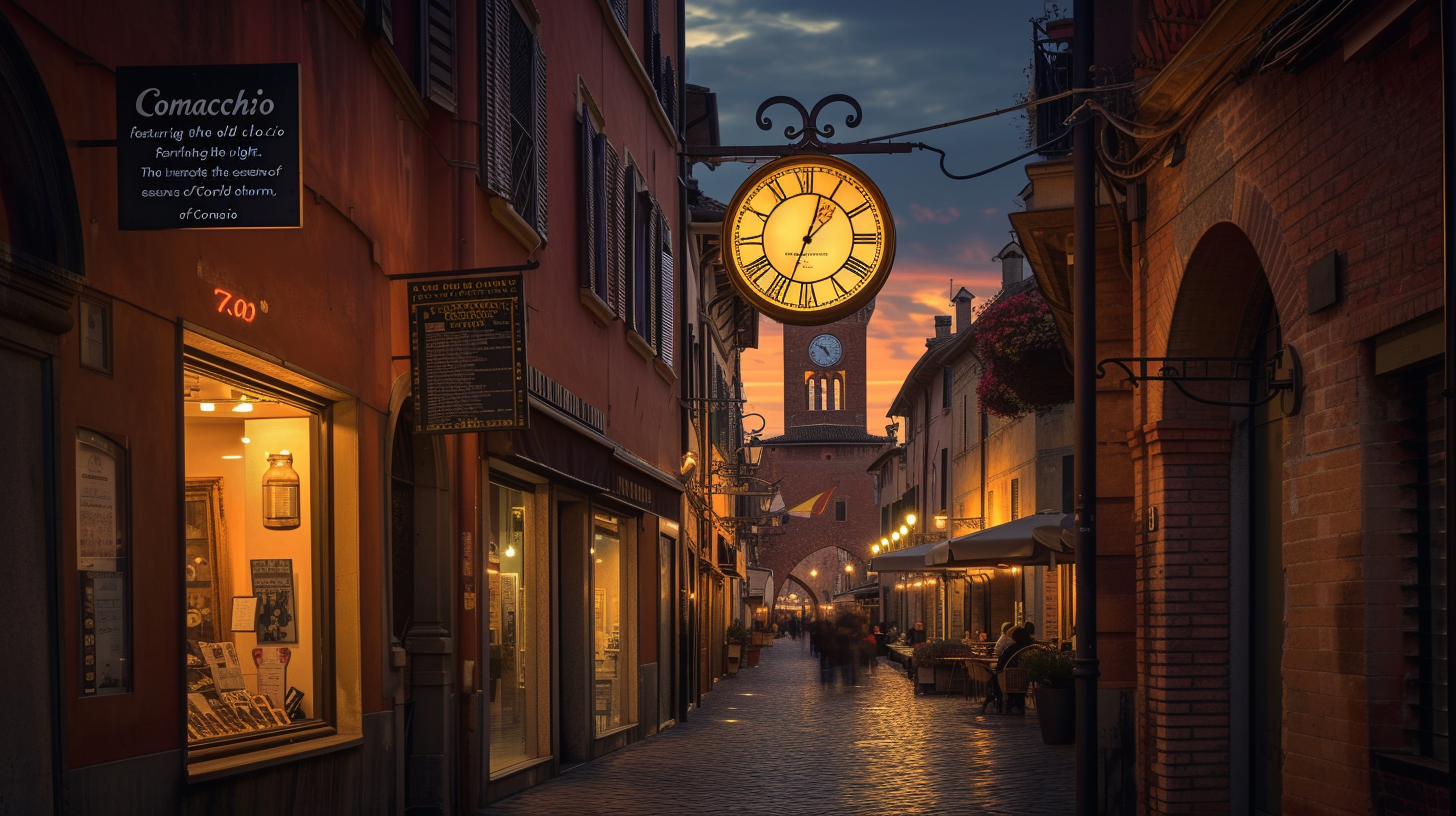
[905,513,917,528]
[890,531,901,543]
[810,568,818,578]
[844,563,854,573]
[898,525,909,537]
[934,510,947,530]
[871,543,881,554]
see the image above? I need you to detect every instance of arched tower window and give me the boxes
[831,376,843,411]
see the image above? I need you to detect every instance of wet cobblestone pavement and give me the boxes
[484,638,1074,815]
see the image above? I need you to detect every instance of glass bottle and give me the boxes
[262,451,301,530]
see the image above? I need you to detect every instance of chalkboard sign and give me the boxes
[409,274,529,433]
[116,63,301,229]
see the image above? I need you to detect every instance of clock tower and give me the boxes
[782,301,873,431]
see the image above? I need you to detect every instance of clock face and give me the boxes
[808,333,842,367]
[722,154,895,325]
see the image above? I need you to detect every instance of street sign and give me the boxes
[408,274,529,433]
[116,63,301,229]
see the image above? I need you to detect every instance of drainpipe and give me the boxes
[1442,0,1454,769]
[1072,2,1100,815]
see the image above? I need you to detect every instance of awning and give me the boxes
[869,539,942,573]
[833,583,881,601]
[930,511,1073,568]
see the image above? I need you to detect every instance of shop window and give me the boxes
[489,481,538,771]
[182,367,327,752]
[592,512,626,734]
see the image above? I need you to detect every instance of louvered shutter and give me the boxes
[531,41,548,242]
[646,202,660,351]
[578,107,599,291]
[480,0,512,197]
[658,212,674,368]
[607,149,626,317]
[374,0,394,43]
[662,57,676,122]
[422,0,457,112]
[610,0,628,30]
[646,0,662,86]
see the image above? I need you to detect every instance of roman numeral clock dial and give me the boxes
[724,154,896,325]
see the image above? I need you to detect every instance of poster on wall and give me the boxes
[250,559,297,643]
[408,273,528,433]
[115,63,301,229]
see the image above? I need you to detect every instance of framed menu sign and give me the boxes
[115,63,301,229]
[408,274,529,433]
[77,429,130,696]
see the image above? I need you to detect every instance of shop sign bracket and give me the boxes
[1097,344,1302,415]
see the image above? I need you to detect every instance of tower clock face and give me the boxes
[722,154,895,325]
[808,333,842,367]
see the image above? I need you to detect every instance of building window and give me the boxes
[940,448,948,513]
[578,104,608,304]
[832,376,842,411]
[805,373,817,411]
[593,512,627,734]
[1010,478,1020,521]
[1389,360,1448,760]
[489,481,539,770]
[835,501,847,522]
[987,490,994,526]
[942,366,952,410]
[182,366,330,749]
[481,0,548,240]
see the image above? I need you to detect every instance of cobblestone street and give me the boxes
[484,639,1074,816]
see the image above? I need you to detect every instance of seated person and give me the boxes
[994,626,1037,713]
[993,622,1015,659]
[907,621,928,644]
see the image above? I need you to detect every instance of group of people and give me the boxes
[807,610,882,688]
[982,620,1040,713]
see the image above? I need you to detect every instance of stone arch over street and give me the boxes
[770,544,870,612]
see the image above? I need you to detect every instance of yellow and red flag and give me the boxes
[786,487,836,518]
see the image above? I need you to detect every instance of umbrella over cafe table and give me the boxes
[926,510,1073,568]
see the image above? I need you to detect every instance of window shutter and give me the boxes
[646,202,660,349]
[610,0,628,31]
[479,0,512,198]
[658,211,674,368]
[578,107,599,292]
[373,0,394,44]
[645,0,661,91]
[531,41,549,242]
[605,145,624,317]
[421,0,457,112]
[661,57,676,122]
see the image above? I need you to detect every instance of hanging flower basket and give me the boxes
[974,289,1072,418]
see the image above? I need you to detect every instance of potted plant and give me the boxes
[912,639,973,693]
[725,620,750,675]
[1020,647,1075,744]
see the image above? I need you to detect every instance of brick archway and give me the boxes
[1133,219,1281,812]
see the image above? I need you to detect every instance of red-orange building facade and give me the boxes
[0,0,704,812]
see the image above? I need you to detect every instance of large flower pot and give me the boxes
[726,644,742,674]
[744,646,761,667]
[1034,686,1076,745]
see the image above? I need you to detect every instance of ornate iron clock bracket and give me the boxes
[1097,345,1303,415]
[682,94,915,159]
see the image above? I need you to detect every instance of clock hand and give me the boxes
[806,202,838,240]
[791,195,823,279]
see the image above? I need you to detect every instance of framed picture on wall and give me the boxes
[250,559,297,644]
[184,478,229,645]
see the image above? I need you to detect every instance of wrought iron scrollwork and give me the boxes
[754,94,864,150]
[1097,345,1302,415]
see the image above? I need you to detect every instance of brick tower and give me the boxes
[753,303,890,606]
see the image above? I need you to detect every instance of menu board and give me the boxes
[115,63,300,229]
[408,274,529,433]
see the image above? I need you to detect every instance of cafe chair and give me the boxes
[1000,668,1030,714]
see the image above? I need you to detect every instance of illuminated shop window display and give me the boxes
[488,482,538,771]
[592,513,625,734]
[182,368,320,744]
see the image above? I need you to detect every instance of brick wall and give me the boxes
[1130,9,1444,815]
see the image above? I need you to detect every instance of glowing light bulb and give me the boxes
[504,545,515,557]
[232,401,253,413]
[906,513,917,527]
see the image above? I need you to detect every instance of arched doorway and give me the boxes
[385,382,452,815]
[1161,222,1286,813]
[0,9,86,812]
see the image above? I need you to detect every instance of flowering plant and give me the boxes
[913,639,974,662]
[974,289,1071,418]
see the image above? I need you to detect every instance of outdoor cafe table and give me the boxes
[886,644,915,669]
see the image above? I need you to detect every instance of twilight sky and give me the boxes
[685,0,1050,437]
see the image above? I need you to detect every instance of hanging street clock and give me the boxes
[722,154,895,325]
